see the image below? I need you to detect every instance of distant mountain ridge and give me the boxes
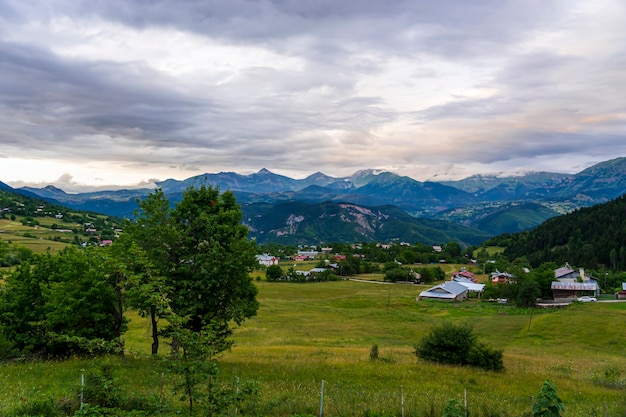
[6,156,626,242]
[244,201,490,246]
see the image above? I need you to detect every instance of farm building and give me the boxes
[491,270,515,284]
[451,268,477,282]
[256,254,279,267]
[618,283,626,300]
[551,263,599,299]
[452,276,485,296]
[418,281,468,301]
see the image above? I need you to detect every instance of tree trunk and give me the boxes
[151,307,159,355]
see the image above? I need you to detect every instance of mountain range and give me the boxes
[5,157,626,245]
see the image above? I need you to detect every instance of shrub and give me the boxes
[442,398,465,417]
[82,364,125,409]
[369,343,379,360]
[414,322,504,371]
[414,322,476,366]
[467,342,504,372]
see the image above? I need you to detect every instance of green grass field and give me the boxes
[2,277,625,416]
[0,216,76,254]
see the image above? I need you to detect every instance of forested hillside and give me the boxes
[502,194,626,268]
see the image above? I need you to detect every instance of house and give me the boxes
[451,268,477,283]
[294,267,327,279]
[554,263,582,280]
[256,254,279,267]
[617,283,626,300]
[297,250,319,259]
[491,270,515,284]
[418,281,468,301]
[551,263,599,299]
[326,263,339,271]
[452,276,485,295]
[293,255,308,261]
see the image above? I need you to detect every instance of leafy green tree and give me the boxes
[43,247,123,356]
[417,266,445,284]
[169,186,259,344]
[516,280,541,308]
[338,255,361,276]
[0,260,48,356]
[124,188,176,355]
[533,262,558,299]
[445,241,462,260]
[384,267,413,282]
[398,249,417,264]
[383,261,400,271]
[610,248,618,270]
[265,264,283,282]
[0,247,124,358]
[96,237,167,354]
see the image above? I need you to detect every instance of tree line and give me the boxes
[501,194,626,269]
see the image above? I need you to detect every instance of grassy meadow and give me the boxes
[0,215,77,254]
[2,271,626,416]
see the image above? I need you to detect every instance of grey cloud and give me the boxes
[9,0,575,60]
[1,0,624,187]
[0,39,209,144]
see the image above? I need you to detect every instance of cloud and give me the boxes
[0,0,625,189]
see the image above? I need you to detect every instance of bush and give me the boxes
[414,322,504,371]
[82,364,125,409]
[414,322,476,366]
[442,398,464,417]
[369,343,379,360]
[467,342,504,371]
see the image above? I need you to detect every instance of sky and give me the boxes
[1,0,626,192]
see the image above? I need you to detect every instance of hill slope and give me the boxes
[502,194,626,268]
[244,201,490,246]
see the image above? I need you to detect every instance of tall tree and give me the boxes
[169,186,259,349]
[609,248,618,270]
[126,186,260,356]
[124,189,177,355]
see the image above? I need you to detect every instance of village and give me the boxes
[256,248,626,306]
